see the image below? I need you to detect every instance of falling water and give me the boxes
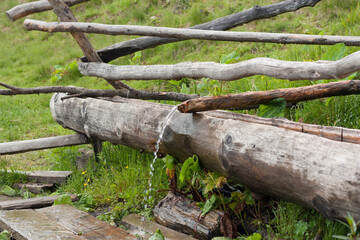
[144,105,178,209]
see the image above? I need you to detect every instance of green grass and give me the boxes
[1,0,359,239]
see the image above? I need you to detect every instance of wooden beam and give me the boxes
[5,0,88,22]
[0,134,89,155]
[24,19,360,47]
[0,194,78,210]
[79,0,322,62]
[78,51,360,81]
[178,80,360,113]
[50,93,360,221]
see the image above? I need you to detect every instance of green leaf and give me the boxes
[321,43,346,61]
[132,51,142,62]
[0,185,16,197]
[241,190,255,205]
[293,220,308,236]
[179,155,201,183]
[53,194,73,206]
[180,83,190,94]
[149,229,165,240]
[169,80,182,86]
[0,230,10,240]
[257,98,286,118]
[246,233,262,240]
[201,194,217,216]
[162,155,176,169]
[220,51,241,64]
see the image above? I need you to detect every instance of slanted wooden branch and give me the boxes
[79,51,360,81]
[0,82,198,102]
[50,93,360,221]
[178,80,360,113]
[80,0,322,62]
[5,0,88,22]
[47,0,129,90]
[24,19,360,47]
[0,134,89,155]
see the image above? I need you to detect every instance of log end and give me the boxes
[5,11,15,22]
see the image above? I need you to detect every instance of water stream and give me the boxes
[145,106,178,209]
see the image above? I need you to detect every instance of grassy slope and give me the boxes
[0,0,359,238]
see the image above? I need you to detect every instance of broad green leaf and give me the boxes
[246,233,262,240]
[241,190,255,205]
[179,156,199,183]
[0,230,10,240]
[201,194,217,216]
[162,155,176,169]
[0,185,16,197]
[293,220,308,236]
[220,51,241,64]
[149,229,165,240]
[257,98,286,118]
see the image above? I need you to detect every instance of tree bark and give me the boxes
[80,0,322,62]
[0,134,89,155]
[78,51,360,81]
[5,0,88,22]
[50,93,360,222]
[24,19,360,47]
[178,80,360,113]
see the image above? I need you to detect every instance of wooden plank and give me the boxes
[6,0,88,22]
[122,213,197,240]
[13,183,54,194]
[1,170,72,184]
[0,194,78,210]
[38,204,137,240]
[26,170,72,184]
[0,209,85,240]
[0,134,89,155]
[50,93,360,221]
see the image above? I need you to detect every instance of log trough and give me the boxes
[50,93,360,222]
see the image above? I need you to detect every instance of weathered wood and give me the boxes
[0,81,198,101]
[5,0,88,22]
[25,19,360,47]
[153,192,223,240]
[0,194,78,210]
[0,208,85,240]
[80,0,322,62]
[122,213,197,240]
[0,134,89,155]
[39,204,137,239]
[8,170,72,184]
[13,183,54,194]
[50,93,360,221]
[79,51,360,81]
[178,80,360,113]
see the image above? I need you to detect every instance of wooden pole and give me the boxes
[24,19,360,47]
[0,134,89,155]
[78,52,360,81]
[50,93,360,221]
[5,0,88,22]
[178,80,360,113]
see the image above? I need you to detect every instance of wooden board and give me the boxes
[38,204,137,240]
[122,213,196,240]
[0,194,78,210]
[0,208,85,240]
[1,170,72,184]
[0,205,137,240]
